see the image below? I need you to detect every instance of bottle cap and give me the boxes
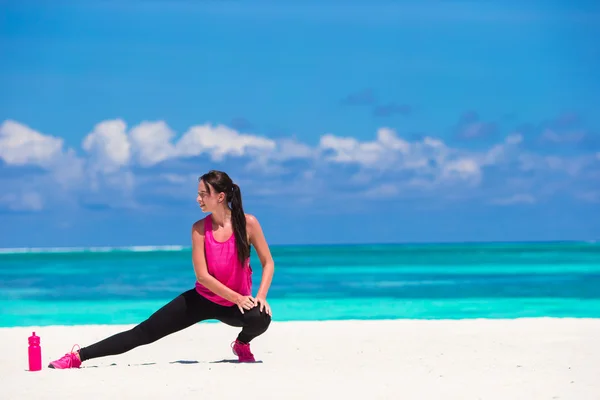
[28,332,40,345]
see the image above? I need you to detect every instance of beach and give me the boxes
[2,244,599,398]
[2,318,599,399]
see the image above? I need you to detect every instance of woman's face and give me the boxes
[197,180,224,213]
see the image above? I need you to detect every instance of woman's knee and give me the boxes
[244,307,272,331]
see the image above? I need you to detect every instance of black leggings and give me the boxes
[78,289,271,362]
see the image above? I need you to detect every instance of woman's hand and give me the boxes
[255,296,272,316]
[235,295,256,314]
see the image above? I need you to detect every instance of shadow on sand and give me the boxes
[170,360,199,365]
[79,359,262,368]
[210,359,263,364]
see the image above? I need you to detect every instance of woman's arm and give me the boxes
[191,220,243,304]
[246,214,275,299]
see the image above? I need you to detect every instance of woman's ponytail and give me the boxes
[230,183,250,266]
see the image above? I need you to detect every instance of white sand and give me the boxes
[1,318,599,399]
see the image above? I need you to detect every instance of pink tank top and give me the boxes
[195,216,253,306]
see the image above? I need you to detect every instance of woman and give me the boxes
[48,170,274,368]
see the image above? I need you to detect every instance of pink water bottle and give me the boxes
[28,332,42,371]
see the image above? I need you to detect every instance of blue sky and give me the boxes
[1,0,599,247]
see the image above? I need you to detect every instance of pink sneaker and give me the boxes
[48,345,82,369]
[231,340,255,363]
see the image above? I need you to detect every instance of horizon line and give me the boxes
[0,239,598,254]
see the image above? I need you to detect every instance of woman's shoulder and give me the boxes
[244,213,264,236]
[244,213,259,226]
[192,215,211,234]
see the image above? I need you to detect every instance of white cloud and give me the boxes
[0,120,65,168]
[0,192,44,211]
[319,127,410,168]
[318,127,484,184]
[130,121,177,167]
[158,173,189,184]
[480,134,522,165]
[0,120,85,192]
[0,117,597,210]
[245,137,315,174]
[505,134,523,145]
[50,149,86,188]
[83,120,279,167]
[441,158,481,184]
[541,129,586,143]
[364,183,399,198]
[82,120,131,173]
[175,124,275,161]
[461,122,488,138]
[517,153,589,177]
[0,119,511,189]
[490,194,536,206]
[272,138,315,160]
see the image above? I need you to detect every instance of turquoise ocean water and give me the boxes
[1,242,599,327]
